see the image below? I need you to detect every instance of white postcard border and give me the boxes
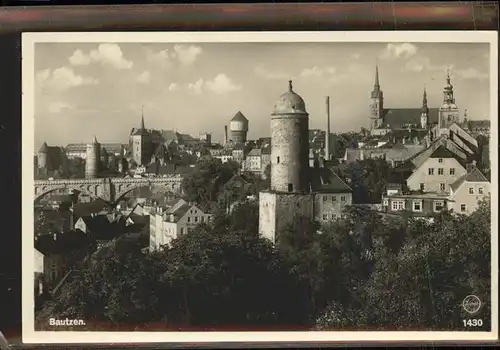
[22,31,498,344]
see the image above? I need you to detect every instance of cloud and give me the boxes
[188,79,204,94]
[300,66,336,78]
[68,49,91,66]
[173,45,202,65]
[146,48,173,68]
[255,65,289,80]
[36,67,98,91]
[48,102,73,114]
[380,43,418,60]
[205,74,242,94]
[168,83,180,91]
[145,45,202,68]
[68,44,133,70]
[137,71,150,84]
[453,68,489,81]
[401,54,454,74]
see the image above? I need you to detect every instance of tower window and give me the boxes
[287,183,293,192]
[277,156,280,164]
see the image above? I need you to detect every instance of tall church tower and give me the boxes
[130,107,151,166]
[420,86,429,129]
[270,80,310,193]
[438,70,459,134]
[369,64,384,130]
[37,142,49,169]
[259,80,315,243]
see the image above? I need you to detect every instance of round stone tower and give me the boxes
[270,80,309,193]
[85,136,100,179]
[38,142,48,169]
[229,111,249,144]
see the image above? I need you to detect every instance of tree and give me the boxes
[182,158,238,210]
[316,200,492,331]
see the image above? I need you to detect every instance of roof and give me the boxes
[231,111,248,122]
[430,145,458,159]
[65,143,124,155]
[381,108,439,128]
[131,127,150,136]
[272,80,307,115]
[232,143,246,151]
[450,166,489,191]
[35,229,89,255]
[262,146,271,155]
[311,167,352,193]
[247,148,262,157]
[468,120,490,128]
[168,203,191,223]
[39,142,48,152]
[72,199,111,218]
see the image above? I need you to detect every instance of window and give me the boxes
[438,168,444,175]
[323,196,327,201]
[438,158,443,163]
[391,200,405,211]
[440,183,446,191]
[180,228,184,234]
[201,216,204,222]
[478,187,484,194]
[341,196,346,202]
[420,183,425,191]
[428,168,434,175]
[288,183,293,192]
[195,216,198,223]
[450,168,455,175]
[332,196,337,201]
[461,204,467,212]
[276,156,280,164]
[187,217,191,223]
[434,200,444,212]
[322,214,328,220]
[413,201,422,212]
[469,187,474,194]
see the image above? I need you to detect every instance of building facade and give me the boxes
[406,145,467,193]
[449,167,491,215]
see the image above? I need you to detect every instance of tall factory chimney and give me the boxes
[224,125,228,146]
[325,96,331,161]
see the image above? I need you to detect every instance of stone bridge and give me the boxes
[34,176,184,204]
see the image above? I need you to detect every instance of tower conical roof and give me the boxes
[272,80,307,115]
[231,111,248,122]
[39,142,48,152]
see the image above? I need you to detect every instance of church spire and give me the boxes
[374,62,380,88]
[140,105,145,130]
[371,62,383,99]
[421,85,428,112]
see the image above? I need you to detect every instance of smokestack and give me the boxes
[224,125,228,146]
[325,96,331,161]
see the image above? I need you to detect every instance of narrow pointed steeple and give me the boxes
[421,85,428,112]
[140,105,145,130]
[374,63,380,88]
[93,136,99,144]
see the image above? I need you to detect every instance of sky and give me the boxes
[33,41,491,148]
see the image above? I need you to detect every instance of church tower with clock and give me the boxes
[369,64,384,130]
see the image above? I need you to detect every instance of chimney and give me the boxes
[224,125,228,146]
[325,96,331,161]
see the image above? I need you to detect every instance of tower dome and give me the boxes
[272,80,307,115]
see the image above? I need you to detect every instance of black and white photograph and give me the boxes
[22,31,498,343]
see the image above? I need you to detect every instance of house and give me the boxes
[405,145,468,193]
[311,166,353,222]
[382,191,453,218]
[149,200,213,251]
[34,230,90,288]
[73,213,123,240]
[467,120,491,137]
[218,174,253,210]
[448,166,491,215]
[231,143,247,163]
[245,148,263,173]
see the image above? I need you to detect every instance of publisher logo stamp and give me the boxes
[462,295,481,314]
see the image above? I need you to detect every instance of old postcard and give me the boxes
[22,31,498,344]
